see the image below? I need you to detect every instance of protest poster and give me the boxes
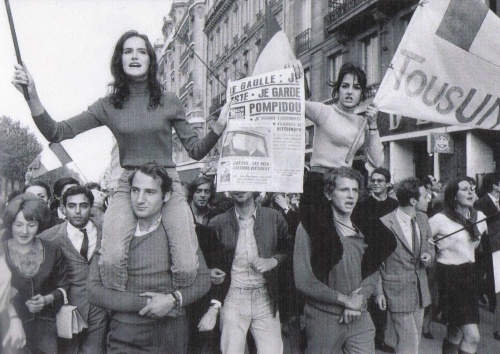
[216,68,305,193]
[374,0,500,130]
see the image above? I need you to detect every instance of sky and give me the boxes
[0,0,173,182]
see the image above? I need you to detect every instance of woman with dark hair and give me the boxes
[429,178,487,354]
[287,61,384,214]
[12,30,229,291]
[2,193,69,353]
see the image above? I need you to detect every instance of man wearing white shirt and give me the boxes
[474,172,500,341]
[38,185,107,354]
[373,178,435,354]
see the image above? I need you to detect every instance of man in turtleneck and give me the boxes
[352,167,399,353]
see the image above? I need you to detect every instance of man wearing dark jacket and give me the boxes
[208,191,289,354]
[352,167,399,353]
[294,167,396,353]
[474,172,500,341]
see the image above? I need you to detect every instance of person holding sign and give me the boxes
[287,61,383,208]
[11,30,229,292]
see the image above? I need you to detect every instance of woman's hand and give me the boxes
[365,103,378,129]
[213,103,230,135]
[25,294,49,313]
[285,60,303,80]
[2,317,26,350]
[11,63,38,99]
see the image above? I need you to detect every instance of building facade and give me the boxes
[153,0,500,187]
[289,0,500,186]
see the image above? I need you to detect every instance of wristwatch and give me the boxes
[170,291,181,307]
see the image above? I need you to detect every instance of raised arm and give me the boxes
[12,64,104,142]
[172,95,229,161]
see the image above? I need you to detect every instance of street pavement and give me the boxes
[379,306,499,354]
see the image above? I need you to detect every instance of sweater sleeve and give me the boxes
[87,255,147,312]
[168,93,221,161]
[363,128,384,173]
[177,247,211,306]
[305,101,330,126]
[294,223,342,305]
[32,100,105,143]
[49,244,70,310]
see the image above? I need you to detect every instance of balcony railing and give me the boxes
[180,49,189,64]
[324,0,370,28]
[209,91,227,113]
[256,9,263,20]
[295,28,311,56]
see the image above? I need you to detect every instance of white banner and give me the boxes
[217,68,305,193]
[374,0,500,130]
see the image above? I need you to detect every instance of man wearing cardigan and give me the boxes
[374,178,434,354]
[88,163,210,353]
[208,191,289,354]
[294,167,396,353]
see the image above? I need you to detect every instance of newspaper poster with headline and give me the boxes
[216,68,305,193]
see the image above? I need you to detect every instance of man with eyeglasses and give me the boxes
[352,167,399,353]
[423,175,443,217]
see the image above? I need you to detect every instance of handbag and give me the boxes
[55,288,88,339]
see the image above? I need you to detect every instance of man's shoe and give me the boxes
[375,339,395,353]
[494,331,500,341]
[422,331,434,340]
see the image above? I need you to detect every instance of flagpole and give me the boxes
[433,211,499,243]
[173,27,227,89]
[4,0,29,100]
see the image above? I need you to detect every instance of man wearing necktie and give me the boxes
[373,177,435,353]
[474,172,500,341]
[38,185,107,353]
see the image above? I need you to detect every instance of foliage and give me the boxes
[0,116,42,188]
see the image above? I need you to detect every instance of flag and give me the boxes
[251,1,310,98]
[374,0,500,130]
[28,143,73,178]
[251,1,296,76]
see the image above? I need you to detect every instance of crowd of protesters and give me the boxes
[0,29,498,354]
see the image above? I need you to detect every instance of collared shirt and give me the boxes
[134,216,162,237]
[488,193,500,211]
[67,220,97,258]
[231,208,266,288]
[395,208,420,253]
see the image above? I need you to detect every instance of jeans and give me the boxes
[99,167,199,290]
[221,287,283,354]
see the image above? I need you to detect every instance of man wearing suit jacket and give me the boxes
[374,177,435,354]
[38,185,107,354]
[474,172,500,341]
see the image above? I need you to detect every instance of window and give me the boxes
[328,52,343,84]
[360,34,381,85]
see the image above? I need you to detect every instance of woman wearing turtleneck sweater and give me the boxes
[287,61,384,226]
[12,30,228,293]
[429,178,488,354]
